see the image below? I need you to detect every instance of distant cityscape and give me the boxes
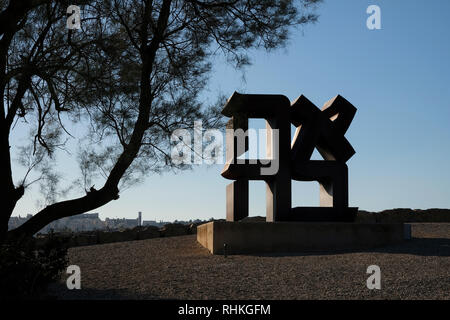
[8,212,206,234]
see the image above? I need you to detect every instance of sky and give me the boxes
[11,0,450,222]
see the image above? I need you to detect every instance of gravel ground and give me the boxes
[49,223,450,300]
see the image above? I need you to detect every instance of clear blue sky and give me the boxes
[11,0,450,221]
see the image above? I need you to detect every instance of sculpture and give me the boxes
[221,92,357,222]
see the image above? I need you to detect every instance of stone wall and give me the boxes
[33,209,450,248]
[36,223,203,248]
[356,208,450,223]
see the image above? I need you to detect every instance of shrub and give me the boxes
[0,236,68,300]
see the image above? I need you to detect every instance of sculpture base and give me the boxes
[286,207,358,222]
[197,221,411,255]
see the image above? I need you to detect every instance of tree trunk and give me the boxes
[7,186,119,242]
[5,0,173,243]
[0,119,23,243]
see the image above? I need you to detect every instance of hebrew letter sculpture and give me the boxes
[222,92,358,222]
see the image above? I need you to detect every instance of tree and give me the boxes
[2,0,322,243]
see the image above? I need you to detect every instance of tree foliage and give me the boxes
[0,0,321,242]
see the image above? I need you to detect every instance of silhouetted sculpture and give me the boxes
[222,92,357,222]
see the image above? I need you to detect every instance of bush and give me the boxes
[0,236,68,300]
[160,223,189,237]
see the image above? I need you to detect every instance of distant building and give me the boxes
[142,220,165,227]
[8,214,33,230]
[8,212,104,233]
[8,212,207,234]
[76,213,99,219]
[43,213,104,233]
[105,217,138,230]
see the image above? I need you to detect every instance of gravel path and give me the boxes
[49,223,450,300]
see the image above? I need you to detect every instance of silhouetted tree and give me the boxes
[2,0,321,243]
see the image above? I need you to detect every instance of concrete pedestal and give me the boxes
[197,221,411,255]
